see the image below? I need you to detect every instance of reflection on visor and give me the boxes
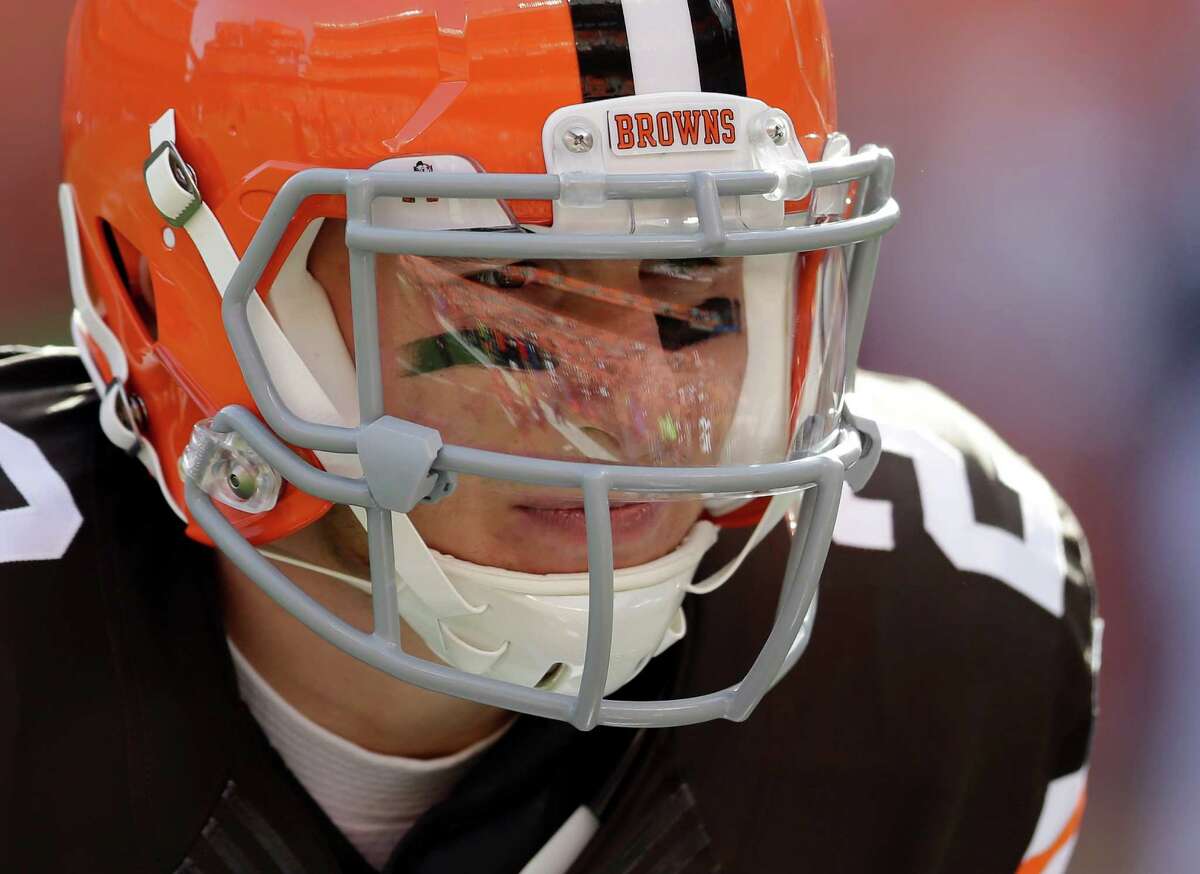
[382,256,750,465]
[359,250,845,470]
[403,295,740,376]
[406,327,558,375]
[458,260,737,333]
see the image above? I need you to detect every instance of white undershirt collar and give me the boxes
[228,639,510,870]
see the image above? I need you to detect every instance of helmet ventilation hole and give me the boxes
[101,220,158,341]
[536,662,567,690]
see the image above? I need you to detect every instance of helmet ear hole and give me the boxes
[100,220,158,341]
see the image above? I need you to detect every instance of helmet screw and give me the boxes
[227,465,258,502]
[127,393,149,431]
[766,118,790,145]
[115,391,149,433]
[168,153,195,190]
[562,126,594,154]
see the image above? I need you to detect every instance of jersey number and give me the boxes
[833,422,1066,616]
[0,422,83,563]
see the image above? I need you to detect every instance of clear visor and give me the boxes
[317,244,849,477]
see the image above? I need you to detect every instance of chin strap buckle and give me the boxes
[144,109,203,226]
[98,377,144,456]
[144,137,203,227]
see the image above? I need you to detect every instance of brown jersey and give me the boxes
[0,348,1098,873]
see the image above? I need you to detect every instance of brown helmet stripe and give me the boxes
[565,0,636,102]
[686,0,747,96]
[564,0,747,101]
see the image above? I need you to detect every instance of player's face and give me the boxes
[308,220,749,573]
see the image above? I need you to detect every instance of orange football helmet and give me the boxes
[60,0,897,727]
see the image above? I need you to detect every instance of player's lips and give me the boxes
[514,500,664,542]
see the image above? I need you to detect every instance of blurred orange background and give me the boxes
[3,2,1197,871]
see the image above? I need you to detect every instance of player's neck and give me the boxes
[215,522,513,759]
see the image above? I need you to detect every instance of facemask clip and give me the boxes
[180,418,283,514]
[356,416,456,513]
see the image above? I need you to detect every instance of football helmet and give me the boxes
[59,0,897,729]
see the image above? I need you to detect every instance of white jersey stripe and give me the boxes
[519,806,601,874]
[1024,767,1087,860]
[1041,835,1079,874]
[834,482,896,552]
[0,422,83,563]
[621,0,702,94]
[831,419,1068,617]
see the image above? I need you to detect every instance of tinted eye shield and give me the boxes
[222,151,895,450]
[393,256,742,374]
[182,148,897,730]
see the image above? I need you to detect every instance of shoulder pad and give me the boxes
[0,345,96,433]
[840,371,1097,626]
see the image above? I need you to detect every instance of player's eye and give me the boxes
[463,264,530,290]
[402,328,555,375]
[656,297,741,351]
[639,258,725,282]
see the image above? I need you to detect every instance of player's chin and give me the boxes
[502,499,701,575]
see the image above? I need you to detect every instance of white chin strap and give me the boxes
[264,487,795,695]
[132,108,798,695]
[267,518,722,694]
